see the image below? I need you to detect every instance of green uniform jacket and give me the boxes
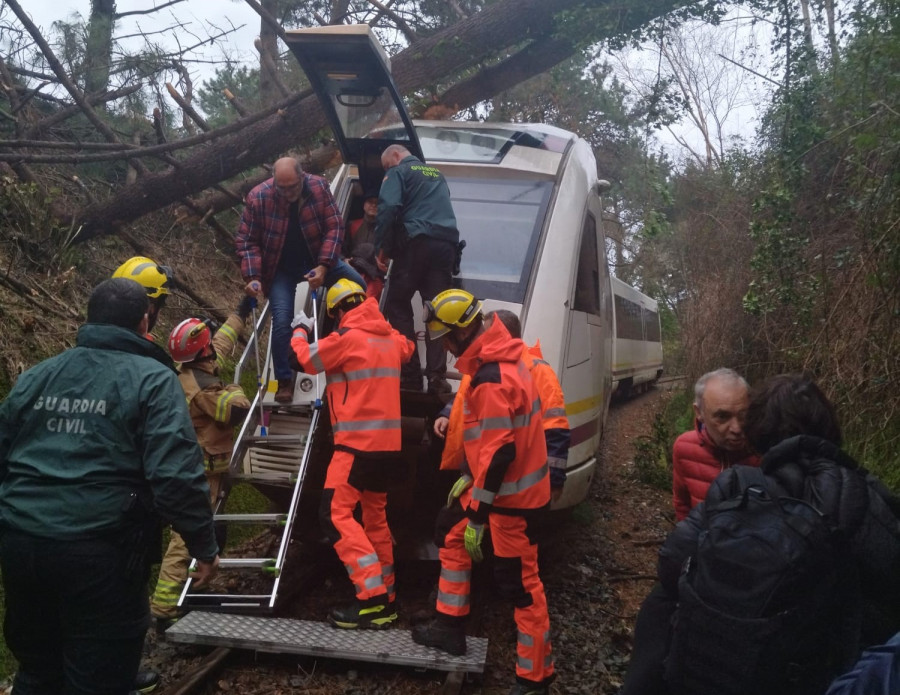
[375,155,459,255]
[0,323,218,561]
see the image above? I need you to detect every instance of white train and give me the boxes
[278,25,666,511]
[611,276,664,398]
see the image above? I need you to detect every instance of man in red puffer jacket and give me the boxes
[672,368,759,521]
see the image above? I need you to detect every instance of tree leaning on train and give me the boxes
[413,289,556,695]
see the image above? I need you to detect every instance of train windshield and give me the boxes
[449,177,553,303]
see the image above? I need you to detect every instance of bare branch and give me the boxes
[367,0,418,43]
[114,0,187,19]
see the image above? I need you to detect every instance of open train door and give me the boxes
[284,25,424,195]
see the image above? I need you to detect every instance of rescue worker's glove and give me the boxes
[237,295,256,320]
[464,522,485,563]
[447,474,473,508]
[291,311,315,340]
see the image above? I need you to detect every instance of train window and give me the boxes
[643,308,661,342]
[573,214,601,315]
[614,295,644,340]
[449,177,552,303]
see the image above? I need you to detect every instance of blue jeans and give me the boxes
[0,529,149,695]
[269,260,366,381]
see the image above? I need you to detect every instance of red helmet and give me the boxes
[168,318,212,363]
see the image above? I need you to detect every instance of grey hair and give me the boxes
[694,368,748,407]
[383,144,411,159]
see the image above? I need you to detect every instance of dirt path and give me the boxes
[141,387,676,694]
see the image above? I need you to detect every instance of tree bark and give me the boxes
[84,0,116,95]
[73,0,690,240]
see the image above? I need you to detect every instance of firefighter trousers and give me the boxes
[435,505,554,686]
[150,470,223,619]
[320,450,395,603]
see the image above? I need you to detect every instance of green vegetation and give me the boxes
[632,388,693,490]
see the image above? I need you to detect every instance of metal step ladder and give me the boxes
[167,611,488,674]
[179,285,324,612]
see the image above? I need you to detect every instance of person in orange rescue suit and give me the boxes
[149,295,254,629]
[112,256,173,338]
[289,279,415,629]
[672,367,759,521]
[434,309,570,502]
[413,290,555,695]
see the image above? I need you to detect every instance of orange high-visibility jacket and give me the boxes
[441,342,570,484]
[454,318,550,521]
[291,298,414,454]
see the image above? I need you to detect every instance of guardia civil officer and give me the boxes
[374,144,460,395]
[0,278,219,695]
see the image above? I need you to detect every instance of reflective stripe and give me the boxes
[440,567,471,584]
[364,575,385,590]
[545,654,554,667]
[381,564,394,577]
[517,655,534,671]
[437,589,469,608]
[215,390,241,422]
[531,358,550,367]
[498,463,549,497]
[385,580,395,596]
[308,344,326,373]
[333,419,401,433]
[544,630,551,642]
[544,407,566,419]
[326,367,401,384]
[472,486,496,504]
[548,456,567,470]
[219,323,238,345]
[518,631,534,647]
[465,400,540,441]
[358,552,379,568]
[345,563,354,575]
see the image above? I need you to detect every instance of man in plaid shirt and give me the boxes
[236,157,365,403]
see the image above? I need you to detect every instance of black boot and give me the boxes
[329,597,397,630]
[508,674,555,695]
[411,615,467,655]
[128,670,160,695]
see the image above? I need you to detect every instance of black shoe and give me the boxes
[508,682,550,695]
[426,377,452,397]
[329,600,397,630]
[128,670,160,695]
[411,617,467,656]
[509,675,555,695]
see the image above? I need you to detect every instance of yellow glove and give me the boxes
[464,522,485,563]
[446,475,473,508]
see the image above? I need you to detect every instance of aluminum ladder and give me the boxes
[178,284,324,612]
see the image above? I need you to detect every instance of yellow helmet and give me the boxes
[425,289,483,340]
[112,256,171,298]
[326,278,366,316]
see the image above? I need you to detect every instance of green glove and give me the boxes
[446,475,473,507]
[464,522,485,563]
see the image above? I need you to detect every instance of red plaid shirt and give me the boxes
[235,173,344,293]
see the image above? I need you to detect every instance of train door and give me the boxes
[558,199,613,506]
[284,25,424,193]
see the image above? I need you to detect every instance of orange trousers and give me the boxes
[321,450,395,603]
[435,500,554,685]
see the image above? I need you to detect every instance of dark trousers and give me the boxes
[384,235,455,386]
[620,582,676,695]
[0,529,149,695]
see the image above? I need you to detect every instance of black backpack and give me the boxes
[664,466,860,695]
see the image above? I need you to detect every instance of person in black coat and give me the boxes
[621,374,900,695]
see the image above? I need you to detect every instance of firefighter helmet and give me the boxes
[168,318,212,363]
[112,256,172,298]
[425,289,483,340]
[326,279,366,316]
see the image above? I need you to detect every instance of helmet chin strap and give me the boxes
[449,316,482,356]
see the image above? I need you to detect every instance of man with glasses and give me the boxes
[236,157,365,403]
